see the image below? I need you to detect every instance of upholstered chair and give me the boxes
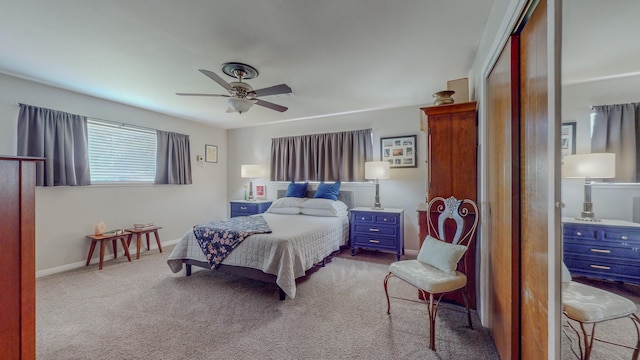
[383,196,479,351]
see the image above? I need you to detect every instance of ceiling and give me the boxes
[1,1,637,130]
[0,0,494,129]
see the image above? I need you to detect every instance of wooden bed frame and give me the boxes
[183,190,354,300]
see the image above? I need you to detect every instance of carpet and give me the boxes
[36,247,499,360]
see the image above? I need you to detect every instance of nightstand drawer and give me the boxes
[350,207,404,261]
[563,256,640,279]
[563,227,597,240]
[603,230,640,243]
[230,201,272,217]
[353,224,397,236]
[352,235,397,249]
[564,241,640,261]
[231,203,260,214]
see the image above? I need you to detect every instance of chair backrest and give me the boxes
[426,196,479,248]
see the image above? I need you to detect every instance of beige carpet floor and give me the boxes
[36,247,499,360]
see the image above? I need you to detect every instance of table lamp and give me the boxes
[365,161,391,209]
[562,153,615,220]
[241,164,261,201]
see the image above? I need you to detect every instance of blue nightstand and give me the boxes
[230,200,272,218]
[350,207,404,260]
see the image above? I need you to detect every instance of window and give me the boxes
[87,119,157,183]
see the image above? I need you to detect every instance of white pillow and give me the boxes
[417,235,467,275]
[300,198,348,211]
[270,197,308,209]
[267,207,301,215]
[300,208,348,217]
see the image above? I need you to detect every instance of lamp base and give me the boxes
[371,206,384,210]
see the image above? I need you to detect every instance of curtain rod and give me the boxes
[591,101,640,109]
[271,128,373,140]
[18,102,158,133]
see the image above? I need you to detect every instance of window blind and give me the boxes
[87,119,157,183]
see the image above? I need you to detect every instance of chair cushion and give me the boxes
[417,235,467,275]
[389,260,467,294]
[563,281,637,323]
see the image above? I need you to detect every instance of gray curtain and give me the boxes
[270,129,373,182]
[17,104,90,186]
[591,102,640,182]
[155,130,192,184]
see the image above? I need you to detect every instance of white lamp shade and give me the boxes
[241,164,261,178]
[365,161,391,180]
[562,153,616,179]
[227,98,256,113]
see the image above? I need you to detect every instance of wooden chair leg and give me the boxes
[146,233,150,250]
[86,240,97,266]
[119,237,131,262]
[153,230,163,253]
[112,239,118,259]
[99,239,106,270]
[425,291,439,351]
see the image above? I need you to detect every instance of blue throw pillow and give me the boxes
[314,181,341,200]
[285,181,309,198]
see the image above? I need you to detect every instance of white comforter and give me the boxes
[167,213,349,298]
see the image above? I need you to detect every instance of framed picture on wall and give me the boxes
[561,122,576,158]
[380,135,417,168]
[205,144,218,163]
[255,184,266,199]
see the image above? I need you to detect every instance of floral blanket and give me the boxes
[193,215,272,268]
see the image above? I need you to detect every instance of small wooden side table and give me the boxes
[85,232,132,270]
[125,226,163,259]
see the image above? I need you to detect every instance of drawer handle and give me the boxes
[240,206,247,210]
[590,265,611,270]
[369,228,380,232]
[576,231,582,236]
[622,235,629,240]
[383,218,388,222]
[369,240,380,243]
[590,249,611,254]
[361,217,365,220]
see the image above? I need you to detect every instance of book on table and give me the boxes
[133,223,155,230]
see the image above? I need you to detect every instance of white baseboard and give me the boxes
[36,238,180,278]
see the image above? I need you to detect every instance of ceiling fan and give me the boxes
[176,62,292,114]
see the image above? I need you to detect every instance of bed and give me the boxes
[167,190,353,300]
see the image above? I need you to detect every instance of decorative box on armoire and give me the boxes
[418,101,478,309]
[0,156,42,359]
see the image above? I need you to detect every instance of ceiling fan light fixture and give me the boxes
[227,97,257,114]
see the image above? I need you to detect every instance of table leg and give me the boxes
[136,234,142,259]
[120,236,132,262]
[153,230,163,253]
[112,239,118,259]
[86,240,97,266]
[146,233,151,250]
[99,239,106,270]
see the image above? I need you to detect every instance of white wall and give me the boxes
[561,74,640,220]
[0,73,227,273]
[226,106,428,251]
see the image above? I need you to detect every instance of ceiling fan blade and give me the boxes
[198,69,233,92]
[176,93,229,97]
[254,99,288,112]
[252,84,292,97]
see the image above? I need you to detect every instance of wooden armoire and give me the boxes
[0,156,41,359]
[418,101,478,309]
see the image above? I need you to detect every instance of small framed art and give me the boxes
[205,144,218,163]
[380,135,417,168]
[255,184,266,199]
[561,122,576,158]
